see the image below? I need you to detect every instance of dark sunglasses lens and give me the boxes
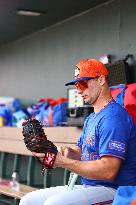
[75,81,87,90]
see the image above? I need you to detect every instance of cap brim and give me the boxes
[65,77,92,86]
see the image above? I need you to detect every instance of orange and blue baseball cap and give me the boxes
[65,59,109,86]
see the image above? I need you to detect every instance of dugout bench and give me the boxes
[0,127,82,205]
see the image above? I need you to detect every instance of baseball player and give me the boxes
[20,59,136,205]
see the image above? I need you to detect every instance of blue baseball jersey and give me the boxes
[77,100,136,189]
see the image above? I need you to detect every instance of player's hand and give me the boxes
[58,146,81,160]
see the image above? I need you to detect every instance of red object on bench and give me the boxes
[0,179,11,186]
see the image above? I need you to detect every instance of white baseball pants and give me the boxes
[19,185,116,205]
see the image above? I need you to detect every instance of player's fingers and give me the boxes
[63,147,71,157]
[58,146,65,155]
[32,152,45,158]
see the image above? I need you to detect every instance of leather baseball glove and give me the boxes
[22,118,58,173]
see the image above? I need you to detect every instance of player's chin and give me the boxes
[83,98,90,104]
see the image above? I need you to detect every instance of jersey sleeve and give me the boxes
[98,115,131,160]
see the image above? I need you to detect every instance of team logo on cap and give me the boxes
[75,67,80,77]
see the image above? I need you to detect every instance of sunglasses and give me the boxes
[74,81,88,91]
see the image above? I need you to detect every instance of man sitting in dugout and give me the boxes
[20,59,136,205]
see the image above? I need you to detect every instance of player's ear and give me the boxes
[98,75,106,85]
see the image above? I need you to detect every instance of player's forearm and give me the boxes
[54,154,119,180]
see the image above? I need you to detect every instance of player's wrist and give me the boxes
[53,152,66,167]
[43,151,57,168]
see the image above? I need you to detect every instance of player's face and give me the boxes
[75,77,102,105]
